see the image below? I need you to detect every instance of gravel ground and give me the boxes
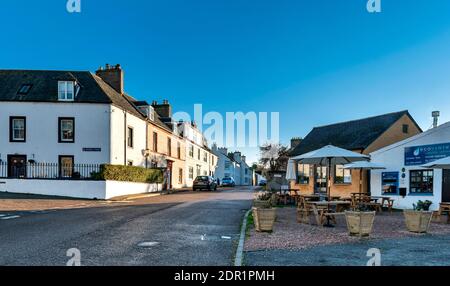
[245,235,450,266]
[245,207,450,251]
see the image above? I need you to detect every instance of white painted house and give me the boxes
[0,65,160,199]
[211,145,254,186]
[177,121,218,187]
[370,122,450,211]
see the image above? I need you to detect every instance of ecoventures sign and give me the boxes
[404,143,450,166]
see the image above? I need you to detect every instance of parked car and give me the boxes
[221,177,236,187]
[259,179,267,186]
[193,176,218,191]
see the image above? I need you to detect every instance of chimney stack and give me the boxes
[151,100,172,120]
[432,111,440,128]
[96,64,124,94]
[290,137,303,149]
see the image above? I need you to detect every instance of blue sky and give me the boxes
[1,0,450,163]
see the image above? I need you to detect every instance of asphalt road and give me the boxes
[0,187,253,266]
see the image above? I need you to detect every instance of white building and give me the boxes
[212,146,237,181]
[177,121,218,187]
[370,122,450,211]
[0,66,150,169]
[212,145,254,186]
[0,65,160,199]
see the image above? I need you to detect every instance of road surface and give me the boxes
[0,187,253,266]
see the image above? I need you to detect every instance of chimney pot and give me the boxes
[96,64,124,94]
[290,137,303,149]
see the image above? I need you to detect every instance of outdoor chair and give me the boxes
[297,204,313,224]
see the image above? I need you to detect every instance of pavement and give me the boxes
[244,234,450,266]
[0,192,113,212]
[0,187,254,266]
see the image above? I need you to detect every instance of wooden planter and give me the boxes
[252,207,276,232]
[345,211,376,237]
[253,199,272,209]
[403,210,433,233]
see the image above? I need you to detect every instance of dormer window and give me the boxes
[149,106,155,121]
[58,81,75,101]
[17,84,32,95]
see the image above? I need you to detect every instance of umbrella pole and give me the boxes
[327,158,331,201]
[324,158,334,227]
[360,167,363,194]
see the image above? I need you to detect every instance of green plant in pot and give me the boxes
[252,191,276,232]
[253,191,273,208]
[404,200,433,233]
[345,203,376,237]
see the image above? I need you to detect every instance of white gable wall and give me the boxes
[0,101,110,164]
[370,122,450,211]
[109,105,147,167]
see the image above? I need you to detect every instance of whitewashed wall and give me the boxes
[104,180,161,199]
[370,122,450,211]
[0,102,110,164]
[109,105,147,167]
[0,179,162,200]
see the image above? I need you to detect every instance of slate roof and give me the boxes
[0,69,145,118]
[289,110,422,156]
[123,93,173,133]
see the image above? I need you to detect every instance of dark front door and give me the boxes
[443,170,450,203]
[7,155,27,178]
[59,156,74,178]
[314,166,327,194]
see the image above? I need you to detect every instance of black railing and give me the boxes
[0,162,101,180]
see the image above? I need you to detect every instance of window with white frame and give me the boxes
[58,81,75,101]
[189,144,194,157]
[410,170,434,194]
[58,117,75,143]
[297,164,310,185]
[127,127,134,148]
[10,117,26,142]
[188,167,194,179]
[334,165,352,184]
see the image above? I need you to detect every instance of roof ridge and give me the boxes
[0,68,91,73]
[312,110,409,129]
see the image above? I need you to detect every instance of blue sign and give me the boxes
[382,172,399,194]
[405,143,450,166]
[83,148,102,152]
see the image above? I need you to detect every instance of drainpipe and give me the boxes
[145,121,149,168]
[123,110,127,165]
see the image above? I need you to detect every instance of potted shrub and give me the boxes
[253,191,273,208]
[345,204,376,237]
[252,191,276,232]
[404,200,433,233]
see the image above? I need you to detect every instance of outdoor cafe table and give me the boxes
[371,196,395,212]
[277,189,300,205]
[306,201,351,226]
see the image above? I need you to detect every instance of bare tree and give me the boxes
[259,143,289,176]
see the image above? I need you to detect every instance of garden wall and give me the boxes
[0,179,162,200]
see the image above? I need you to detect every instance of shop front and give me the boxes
[370,122,450,211]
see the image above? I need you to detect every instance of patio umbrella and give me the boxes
[344,161,386,194]
[291,145,370,201]
[422,156,450,169]
[286,159,297,181]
